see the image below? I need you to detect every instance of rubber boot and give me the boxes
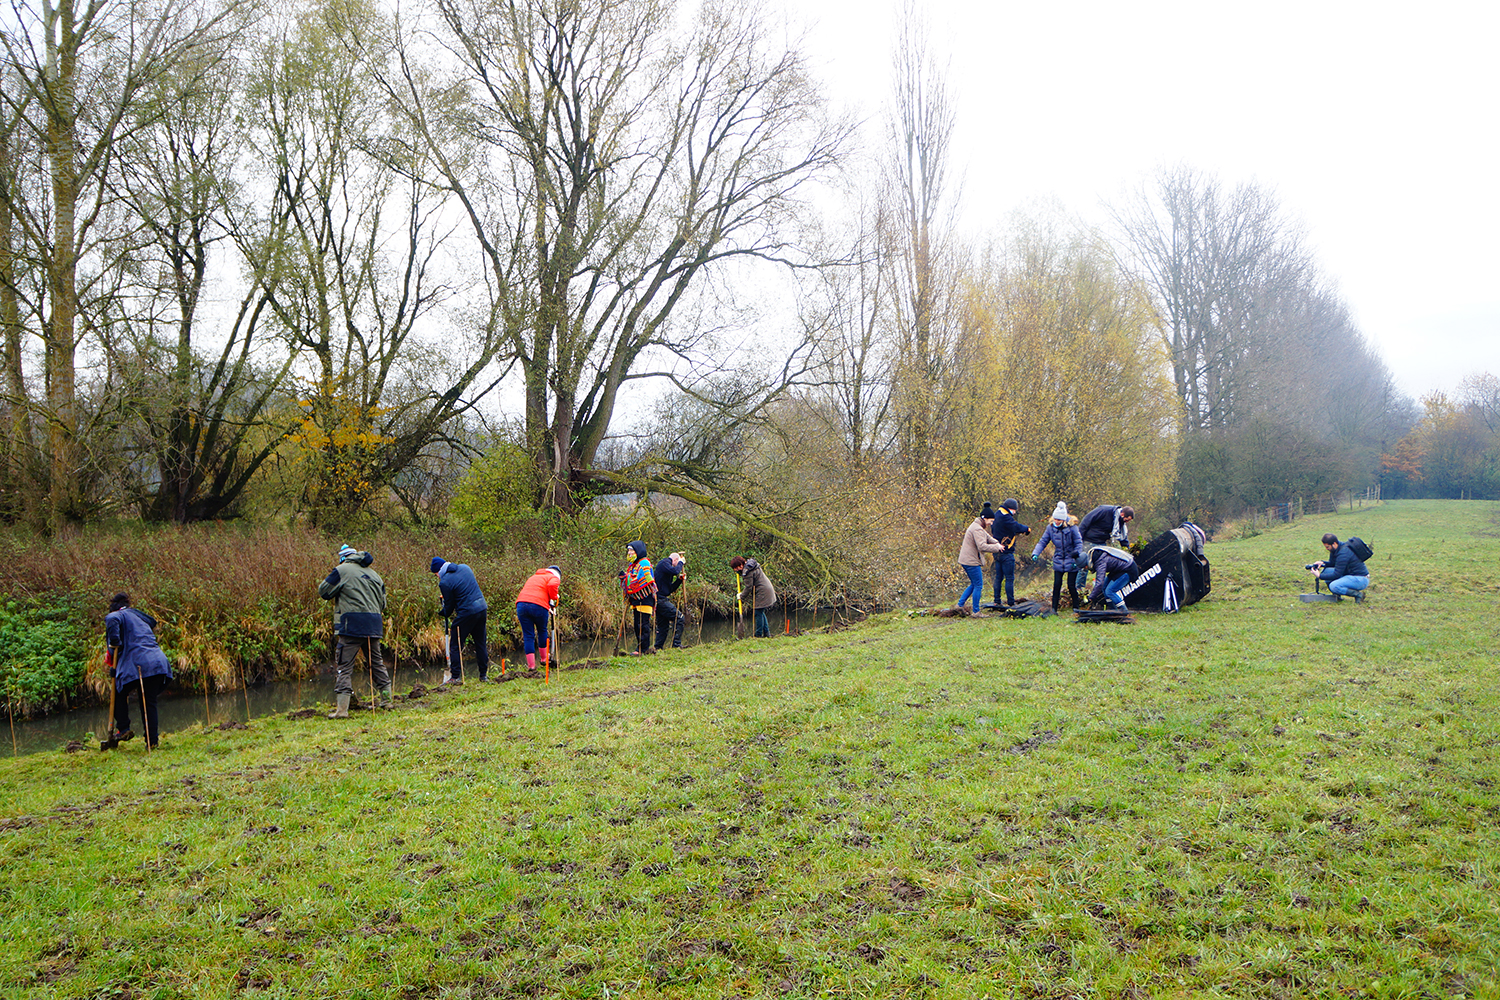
[328,694,350,719]
[526,652,536,672]
[378,686,393,709]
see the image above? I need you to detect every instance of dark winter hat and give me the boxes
[109,593,131,613]
[430,556,445,573]
[628,540,647,561]
[1002,498,1019,512]
[548,565,561,578]
[980,501,995,519]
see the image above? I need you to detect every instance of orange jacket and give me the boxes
[517,567,560,608]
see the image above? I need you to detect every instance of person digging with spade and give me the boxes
[516,565,561,673]
[319,544,390,717]
[653,552,688,650]
[431,556,490,683]
[104,593,173,749]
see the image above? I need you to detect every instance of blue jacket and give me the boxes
[1318,543,1368,581]
[105,607,173,692]
[1080,505,1129,546]
[990,510,1031,547]
[654,557,685,599]
[1032,523,1083,572]
[436,562,488,620]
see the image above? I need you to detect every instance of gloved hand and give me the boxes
[108,667,116,679]
[549,600,557,613]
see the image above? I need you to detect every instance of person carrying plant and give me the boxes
[729,555,777,638]
[431,556,490,683]
[957,504,1005,613]
[653,552,688,650]
[104,593,173,748]
[1030,501,1084,612]
[621,541,657,655]
[516,565,561,672]
[990,498,1031,607]
[319,545,390,717]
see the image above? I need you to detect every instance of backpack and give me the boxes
[1346,536,1374,561]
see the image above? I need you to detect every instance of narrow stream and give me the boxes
[5,608,846,757]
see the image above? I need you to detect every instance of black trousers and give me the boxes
[448,611,490,679]
[633,607,654,653]
[654,597,684,648]
[114,674,168,746]
[1051,569,1081,611]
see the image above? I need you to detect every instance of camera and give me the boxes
[1304,561,1324,571]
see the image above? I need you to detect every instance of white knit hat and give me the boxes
[1051,502,1069,520]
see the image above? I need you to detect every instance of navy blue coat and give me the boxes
[436,562,488,619]
[654,557,685,599]
[1079,505,1129,546]
[1318,543,1368,581]
[105,607,173,691]
[990,510,1031,547]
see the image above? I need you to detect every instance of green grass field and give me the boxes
[2,499,1497,999]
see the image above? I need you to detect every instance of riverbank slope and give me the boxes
[2,500,1496,997]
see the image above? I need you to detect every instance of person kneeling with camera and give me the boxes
[1308,533,1369,602]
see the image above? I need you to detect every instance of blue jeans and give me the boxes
[958,564,984,611]
[1102,572,1131,609]
[992,551,1016,605]
[1327,575,1368,597]
[516,601,549,655]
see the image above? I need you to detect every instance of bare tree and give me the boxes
[884,4,966,486]
[1111,166,1312,436]
[0,0,241,529]
[384,0,848,514]
[242,0,499,525]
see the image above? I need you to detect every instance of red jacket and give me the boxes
[517,567,560,608]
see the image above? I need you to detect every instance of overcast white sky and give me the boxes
[796,0,1500,403]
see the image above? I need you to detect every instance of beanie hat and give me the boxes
[547,565,561,577]
[1002,498,1019,513]
[979,501,995,519]
[1051,501,1069,520]
[430,556,445,573]
[338,544,357,562]
[627,540,647,561]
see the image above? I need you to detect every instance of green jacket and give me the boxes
[319,551,387,637]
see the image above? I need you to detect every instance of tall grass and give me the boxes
[0,517,753,715]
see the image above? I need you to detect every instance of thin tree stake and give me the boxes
[8,695,15,756]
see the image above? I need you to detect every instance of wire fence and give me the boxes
[1246,486,1381,532]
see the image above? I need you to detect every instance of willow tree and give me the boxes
[387,0,847,513]
[955,218,1179,513]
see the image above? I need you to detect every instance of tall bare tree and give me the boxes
[386,0,848,514]
[1111,166,1311,436]
[241,0,500,525]
[884,5,965,486]
[0,0,240,529]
